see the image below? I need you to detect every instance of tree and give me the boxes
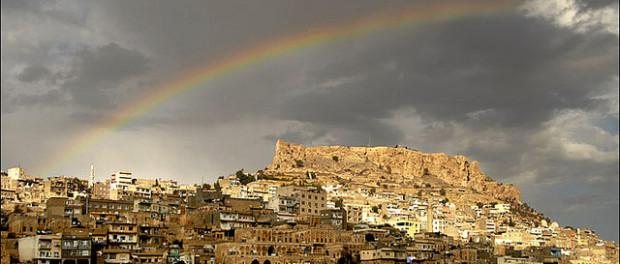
[369,187,376,196]
[202,183,211,190]
[508,218,516,227]
[239,174,255,185]
[335,198,344,208]
[337,247,358,264]
[439,188,446,196]
[235,169,256,185]
[371,206,379,213]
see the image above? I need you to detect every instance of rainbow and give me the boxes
[37,0,517,176]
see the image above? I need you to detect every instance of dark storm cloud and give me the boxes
[1,0,46,11]
[92,0,415,71]
[263,123,329,145]
[63,43,150,108]
[17,65,52,83]
[576,0,619,10]
[2,42,149,113]
[277,14,617,132]
[1,0,618,240]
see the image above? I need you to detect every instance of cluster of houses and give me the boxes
[1,167,617,263]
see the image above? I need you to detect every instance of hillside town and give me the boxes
[1,142,618,264]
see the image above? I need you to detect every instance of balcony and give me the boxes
[108,238,137,244]
[39,245,52,251]
[109,229,137,234]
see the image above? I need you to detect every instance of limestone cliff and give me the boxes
[267,140,520,202]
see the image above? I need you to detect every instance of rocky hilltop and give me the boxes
[267,140,520,202]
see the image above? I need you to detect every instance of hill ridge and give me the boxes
[267,139,521,202]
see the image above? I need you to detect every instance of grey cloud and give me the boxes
[87,0,429,81]
[576,0,619,11]
[62,42,150,108]
[3,43,149,112]
[17,65,52,83]
[263,122,329,145]
[17,90,65,107]
[1,0,47,11]
[523,0,619,35]
[277,14,617,131]
[70,43,149,85]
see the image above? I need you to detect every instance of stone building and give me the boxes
[18,234,62,264]
[215,226,366,263]
[104,222,138,250]
[92,181,111,200]
[7,213,47,237]
[320,208,347,229]
[205,208,256,230]
[46,197,70,218]
[277,185,326,218]
[61,232,92,264]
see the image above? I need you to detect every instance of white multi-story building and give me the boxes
[8,167,24,180]
[486,219,496,233]
[386,204,403,216]
[491,203,510,214]
[246,180,283,202]
[110,171,134,191]
[432,218,446,234]
[109,171,135,200]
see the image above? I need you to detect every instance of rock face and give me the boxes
[267,140,520,202]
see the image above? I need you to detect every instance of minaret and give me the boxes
[427,202,433,232]
[85,164,95,228]
[89,164,95,188]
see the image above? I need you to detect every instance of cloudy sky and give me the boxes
[1,0,618,240]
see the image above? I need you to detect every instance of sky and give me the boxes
[1,0,618,241]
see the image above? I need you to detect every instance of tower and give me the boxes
[89,164,95,188]
[427,202,433,232]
